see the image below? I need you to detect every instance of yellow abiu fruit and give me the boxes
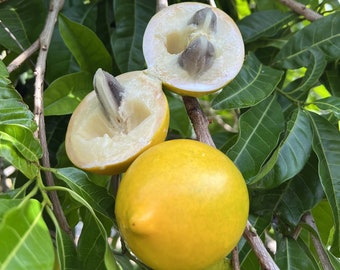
[65,70,169,175]
[115,139,249,270]
[143,2,245,97]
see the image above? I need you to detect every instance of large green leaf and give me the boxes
[283,49,327,94]
[0,63,42,178]
[237,10,296,43]
[274,12,340,68]
[48,186,118,270]
[52,167,114,229]
[275,237,319,269]
[77,212,107,270]
[312,200,335,247]
[322,64,340,97]
[212,53,284,110]
[250,109,313,188]
[227,95,284,180]
[44,71,93,116]
[0,124,42,179]
[250,154,324,227]
[312,96,340,118]
[58,14,112,75]
[309,112,340,256]
[46,206,78,270]
[0,199,54,270]
[0,99,36,131]
[111,0,155,72]
[0,0,46,53]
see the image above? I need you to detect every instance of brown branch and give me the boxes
[232,246,240,270]
[7,40,40,73]
[279,0,322,21]
[182,96,216,147]
[301,212,333,270]
[243,221,280,270]
[33,0,73,239]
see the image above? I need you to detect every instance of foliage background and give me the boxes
[0,0,339,269]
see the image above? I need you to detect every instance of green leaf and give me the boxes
[0,124,42,179]
[327,249,340,269]
[58,14,112,74]
[44,72,93,116]
[0,124,42,162]
[52,167,114,228]
[212,53,284,110]
[111,0,155,72]
[77,212,107,270]
[0,0,46,53]
[46,207,78,270]
[227,95,284,180]
[274,12,340,68]
[275,156,324,226]
[322,64,340,97]
[283,49,327,94]
[166,92,193,138]
[250,154,324,226]
[237,10,296,43]
[312,96,340,118]
[0,199,54,270]
[275,237,319,269]
[49,186,118,270]
[309,112,340,256]
[0,99,37,131]
[250,109,313,187]
[312,200,335,247]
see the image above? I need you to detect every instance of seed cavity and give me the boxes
[188,7,217,33]
[178,36,215,76]
[93,68,126,132]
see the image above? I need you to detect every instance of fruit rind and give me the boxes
[65,70,169,175]
[115,139,249,270]
[143,2,245,97]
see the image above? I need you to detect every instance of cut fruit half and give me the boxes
[65,70,169,175]
[143,2,245,97]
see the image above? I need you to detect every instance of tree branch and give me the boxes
[33,0,73,239]
[7,40,40,73]
[182,96,216,147]
[301,212,333,270]
[279,0,322,21]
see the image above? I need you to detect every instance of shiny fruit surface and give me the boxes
[115,139,249,270]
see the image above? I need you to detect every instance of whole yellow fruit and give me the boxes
[115,139,249,270]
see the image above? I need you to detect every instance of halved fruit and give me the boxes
[143,2,245,97]
[65,70,169,175]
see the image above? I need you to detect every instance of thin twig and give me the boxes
[33,0,73,239]
[243,221,280,270]
[279,0,322,21]
[232,246,240,270]
[7,40,40,73]
[301,212,333,270]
